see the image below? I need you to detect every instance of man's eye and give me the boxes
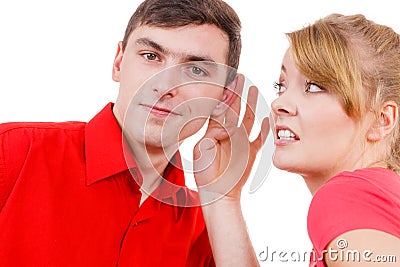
[305,82,324,93]
[183,65,208,79]
[143,53,159,61]
[190,66,206,76]
[273,82,286,94]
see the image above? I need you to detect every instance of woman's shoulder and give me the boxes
[328,167,400,187]
[320,167,400,198]
[307,167,400,252]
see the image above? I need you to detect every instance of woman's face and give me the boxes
[270,49,368,181]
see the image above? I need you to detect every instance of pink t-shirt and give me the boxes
[307,167,400,266]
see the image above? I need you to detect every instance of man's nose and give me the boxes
[149,66,184,98]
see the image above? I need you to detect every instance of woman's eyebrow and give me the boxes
[281,64,287,74]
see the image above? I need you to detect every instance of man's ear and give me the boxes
[112,41,123,82]
[211,74,244,116]
[367,101,398,142]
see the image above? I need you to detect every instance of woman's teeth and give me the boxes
[278,129,296,140]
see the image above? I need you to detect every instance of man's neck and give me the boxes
[112,106,179,205]
[130,142,178,206]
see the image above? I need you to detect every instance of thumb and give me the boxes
[193,136,218,173]
[204,114,230,141]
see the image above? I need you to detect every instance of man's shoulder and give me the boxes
[0,121,87,135]
[0,121,88,150]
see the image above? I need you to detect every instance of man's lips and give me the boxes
[140,104,181,116]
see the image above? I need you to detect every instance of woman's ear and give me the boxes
[112,42,123,82]
[211,74,245,116]
[367,101,398,141]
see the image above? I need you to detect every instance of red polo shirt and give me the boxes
[0,103,214,267]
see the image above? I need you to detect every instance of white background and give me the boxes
[0,1,398,266]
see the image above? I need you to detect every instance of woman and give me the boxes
[195,14,400,267]
[271,14,400,266]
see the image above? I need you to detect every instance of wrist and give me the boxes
[197,189,241,207]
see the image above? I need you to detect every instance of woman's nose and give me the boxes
[271,92,297,116]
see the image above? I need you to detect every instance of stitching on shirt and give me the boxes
[0,137,10,211]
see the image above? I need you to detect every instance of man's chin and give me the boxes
[144,135,179,149]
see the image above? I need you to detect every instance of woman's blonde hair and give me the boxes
[287,14,400,173]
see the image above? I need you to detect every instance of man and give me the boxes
[0,0,254,266]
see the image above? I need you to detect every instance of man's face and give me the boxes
[112,24,233,149]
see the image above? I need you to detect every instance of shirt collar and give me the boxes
[85,103,132,185]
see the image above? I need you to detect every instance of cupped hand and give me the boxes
[193,74,270,204]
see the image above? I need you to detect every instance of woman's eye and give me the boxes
[273,82,286,94]
[305,82,324,93]
[143,53,159,61]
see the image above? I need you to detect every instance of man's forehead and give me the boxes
[127,24,229,62]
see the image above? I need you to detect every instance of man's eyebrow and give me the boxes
[135,37,217,64]
[135,38,166,54]
[186,55,216,63]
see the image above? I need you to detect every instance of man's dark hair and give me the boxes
[121,0,241,69]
